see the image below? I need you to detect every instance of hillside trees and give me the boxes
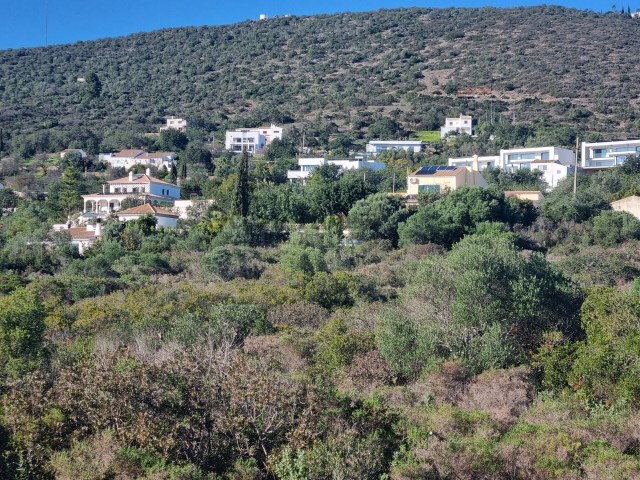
[377,232,580,378]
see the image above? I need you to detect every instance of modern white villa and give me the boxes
[160,116,188,132]
[448,155,500,171]
[581,139,640,169]
[499,146,575,172]
[287,157,385,184]
[441,115,474,138]
[81,169,181,222]
[225,124,283,154]
[447,146,575,190]
[365,140,423,155]
[99,149,176,170]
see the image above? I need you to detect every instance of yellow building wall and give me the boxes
[407,176,459,196]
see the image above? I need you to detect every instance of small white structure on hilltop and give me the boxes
[225,124,283,155]
[366,140,423,155]
[441,115,474,138]
[160,116,187,133]
[99,149,176,170]
[287,157,385,185]
[81,168,180,222]
[259,13,268,20]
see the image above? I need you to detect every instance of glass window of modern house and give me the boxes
[540,152,550,160]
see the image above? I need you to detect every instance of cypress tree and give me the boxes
[234,153,250,217]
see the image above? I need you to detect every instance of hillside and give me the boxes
[2,6,640,155]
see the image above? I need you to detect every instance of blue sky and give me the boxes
[0,0,628,50]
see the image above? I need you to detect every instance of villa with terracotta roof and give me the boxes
[99,149,176,169]
[81,168,180,222]
[117,204,179,228]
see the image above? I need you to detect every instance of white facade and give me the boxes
[99,149,176,170]
[499,146,575,172]
[81,169,180,221]
[581,139,640,169]
[530,160,572,189]
[225,124,283,154]
[441,115,474,138]
[173,199,215,220]
[161,116,187,132]
[448,155,499,171]
[366,140,423,155]
[287,157,385,184]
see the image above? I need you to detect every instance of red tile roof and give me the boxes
[107,174,178,187]
[117,204,178,217]
[67,227,99,240]
[114,149,145,158]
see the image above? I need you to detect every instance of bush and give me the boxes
[592,210,640,247]
[202,245,265,281]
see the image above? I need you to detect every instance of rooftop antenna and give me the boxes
[45,0,49,46]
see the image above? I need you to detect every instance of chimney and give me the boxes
[129,171,134,181]
[146,167,151,176]
[472,155,479,172]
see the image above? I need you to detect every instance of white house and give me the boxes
[81,169,180,222]
[366,140,423,155]
[581,139,640,170]
[448,155,499,171]
[225,124,283,154]
[499,146,575,177]
[99,149,176,170]
[173,199,215,220]
[160,116,187,132]
[116,203,179,228]
[52,223,103,255]
[529,160,573,189]
[287,157,385,184]
[441,115,474,138]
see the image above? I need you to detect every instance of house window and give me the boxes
[132,188,139,193]
[418,185,441,193]
[114,187,121,193]
[540,152,550,160]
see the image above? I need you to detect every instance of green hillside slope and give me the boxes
[1,6,640,156]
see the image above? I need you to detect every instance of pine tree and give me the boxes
[84,72,102,99]
[234,153,250,217]
[58,167,82,219]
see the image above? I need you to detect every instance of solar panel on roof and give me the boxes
[415,165,457,175]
